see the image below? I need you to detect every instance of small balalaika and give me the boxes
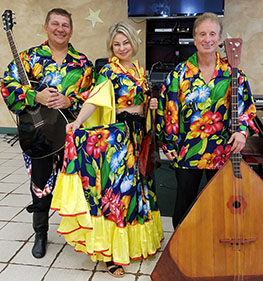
[2,10,68,159]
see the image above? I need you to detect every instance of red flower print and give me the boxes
[101,187,124,227]
[62,133,77,172]
[1,83,9,98]
[86,129,109,159]
[18,93,26,100]
[213,145,231,169]
[81,176,90,190]
[190,111,223,139]
[178,145,188,160]
[164,100,178,134]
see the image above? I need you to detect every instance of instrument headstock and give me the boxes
[2,10,15,32]
[224,38,243,68]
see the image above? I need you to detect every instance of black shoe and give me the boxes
[32,232,47,258]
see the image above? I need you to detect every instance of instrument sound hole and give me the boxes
[233,201,241,208]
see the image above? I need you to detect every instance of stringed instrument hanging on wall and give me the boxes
[151,38,263,281]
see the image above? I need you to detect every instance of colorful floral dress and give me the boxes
[51,56,164,265]
[156,52,258,170]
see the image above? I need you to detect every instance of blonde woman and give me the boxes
[52,22,163,277]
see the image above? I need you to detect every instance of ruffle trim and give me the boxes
[51,173,164,265]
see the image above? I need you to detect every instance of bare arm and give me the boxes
[66,103,97,133]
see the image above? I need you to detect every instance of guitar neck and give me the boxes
[6,29,30,86]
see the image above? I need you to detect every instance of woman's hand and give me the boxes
[149,97,158,110]
[228,132,246,153]
[165,151,177,160]
[66,120,81,134]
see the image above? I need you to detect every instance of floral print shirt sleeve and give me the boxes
[156,52,258,170]
[95,56,148,110]
[1,41,95,115]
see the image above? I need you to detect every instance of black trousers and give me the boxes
[26,149,64,213]
[172,168,218,229]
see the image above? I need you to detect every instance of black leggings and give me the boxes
[172,168,218,229]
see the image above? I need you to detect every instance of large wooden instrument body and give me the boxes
[152,159,263,281]
[151,38,263,280]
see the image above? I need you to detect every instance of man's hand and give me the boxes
[35,87,71,109]
[228,132,246,154]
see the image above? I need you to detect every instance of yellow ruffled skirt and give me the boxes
[52,173,163,265]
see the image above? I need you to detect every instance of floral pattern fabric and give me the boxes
[96,56,148,110]
[156,52,258,170]
[1,41,95,115]
[51,57,163,264]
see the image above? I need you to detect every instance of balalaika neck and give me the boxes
[230,67,242,178]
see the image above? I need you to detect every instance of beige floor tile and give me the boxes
[140,252,161,275]
[160,231,173,251]
[11,208,31,223]
[0,264,48,281]
[46,224,66,245]
[12,166,27,175]
[0,240,24,262]
[1,173,29,184]
[92,271,136,281]
[0,193,32,207]
[49,210,63,225]
[44,268,92,281]
[0,263,7,272]
[12,182,30,194]
[161,216,173,232]
[2,157,24,166]
[52,244,96,270]
[0,206,22,221]
[0,222,7,230]
[11,242,64,267]
[0,221,33,241]
[0,182,20,193]
[138,276,152,281]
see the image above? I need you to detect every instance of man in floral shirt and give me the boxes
[1,8,94,258]
[156,13,258,229]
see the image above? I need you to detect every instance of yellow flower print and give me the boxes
[32,63,42,77]
[121,195,131,220]
[185,61,199,78]
[197,153,216,169]
[127,143,135,168]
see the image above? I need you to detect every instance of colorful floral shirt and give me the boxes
[1,41,95,115]
[96,56,148,110]
[156,52,258,170]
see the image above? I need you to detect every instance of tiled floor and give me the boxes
[0,134,174,281]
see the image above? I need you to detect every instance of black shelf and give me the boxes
[146,18,196,73]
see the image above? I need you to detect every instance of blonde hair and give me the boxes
[193,12,223,36]
[107,21,140,56]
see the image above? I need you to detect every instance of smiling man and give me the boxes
[156,12,258,229]
[1,8,94,258]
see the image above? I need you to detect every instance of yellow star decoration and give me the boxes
[85,8,103,28]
